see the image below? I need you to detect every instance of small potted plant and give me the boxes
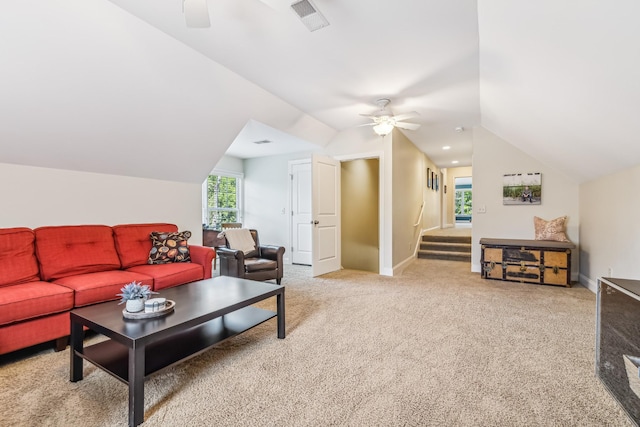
[117,281,157,313]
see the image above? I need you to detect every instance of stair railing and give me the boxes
[413,202,424,227]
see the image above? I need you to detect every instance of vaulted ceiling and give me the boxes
[2,1,639,183]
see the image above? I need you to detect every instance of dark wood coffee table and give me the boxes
[70,276,285,427]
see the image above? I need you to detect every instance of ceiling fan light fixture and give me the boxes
[373,121,394,137]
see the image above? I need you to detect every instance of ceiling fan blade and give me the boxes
[392,111,419,122]
[394,122,421,131]
[357,122,376,127]
[184,0,211,28]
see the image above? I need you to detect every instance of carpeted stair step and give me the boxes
[421,235,471,244]
[420,242,471,253]
[418,232,472,262]
[417,250,471,261]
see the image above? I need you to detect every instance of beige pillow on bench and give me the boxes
[534,216,571,242]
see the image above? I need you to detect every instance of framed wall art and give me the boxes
[503,172,541,205]
[427,168,431,188]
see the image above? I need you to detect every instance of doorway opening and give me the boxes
[289,160,312,266]
[288,154,383,275]
[454,177,472,225]
[341,158,379,274]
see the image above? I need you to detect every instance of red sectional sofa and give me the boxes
[0,223,215,355]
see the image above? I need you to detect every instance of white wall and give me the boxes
[0,162,204,242]
[472,127,580,279]
[2,1,335,185]
[243,152,315,263]
[579,164,640,290]
[213,155,244,174]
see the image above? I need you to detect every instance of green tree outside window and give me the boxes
[206,175,239,229]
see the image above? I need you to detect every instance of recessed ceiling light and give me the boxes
[442,146,451,150]
[452,160,459,164]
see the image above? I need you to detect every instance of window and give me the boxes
[203,173,242,229]
[454,177,472,222]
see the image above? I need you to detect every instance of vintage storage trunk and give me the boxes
[479,238,575,287]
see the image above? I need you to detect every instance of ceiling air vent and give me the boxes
[253,139,273,145]
[290,0,330,32]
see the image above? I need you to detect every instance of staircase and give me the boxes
[418,234,472,262]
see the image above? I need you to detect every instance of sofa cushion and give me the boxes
[0,227,40,288]
[54,270,154,307]
[0,281,74,325]
[148,231,192,264]
[113,223,178,269]
[35,225,122,281]
[126,263,203,291]
[0,312,70,356]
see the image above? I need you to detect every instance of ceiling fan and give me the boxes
[360,99,421,137]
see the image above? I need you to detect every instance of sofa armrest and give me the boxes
[189,245,215,279]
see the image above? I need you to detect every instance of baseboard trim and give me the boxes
[393,255,416,276]
[380,267,394,276]
[579,273,598,293]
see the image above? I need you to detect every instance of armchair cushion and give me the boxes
[244,258,278,272]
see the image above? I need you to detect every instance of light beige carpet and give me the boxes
[0,260,632,426]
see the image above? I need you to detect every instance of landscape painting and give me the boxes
[503,172,541,205]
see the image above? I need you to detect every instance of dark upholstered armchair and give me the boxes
[216,229,285,285]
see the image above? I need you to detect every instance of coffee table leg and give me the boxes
[277,289,285,339]
[70,319,84,382]
[128,344,145,427]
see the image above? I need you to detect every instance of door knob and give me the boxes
[311,220,319,225]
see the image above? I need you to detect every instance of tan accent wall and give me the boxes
[391,130,425,266]
[423,156,442,230]
[341,159,379,273]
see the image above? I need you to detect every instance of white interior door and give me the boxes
[312,154,341,276]
[291,161,312,265]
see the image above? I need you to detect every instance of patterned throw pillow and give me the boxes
[533,216,571,242]
[148,231,192,264]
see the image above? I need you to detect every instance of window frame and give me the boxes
[202,170,244,229]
